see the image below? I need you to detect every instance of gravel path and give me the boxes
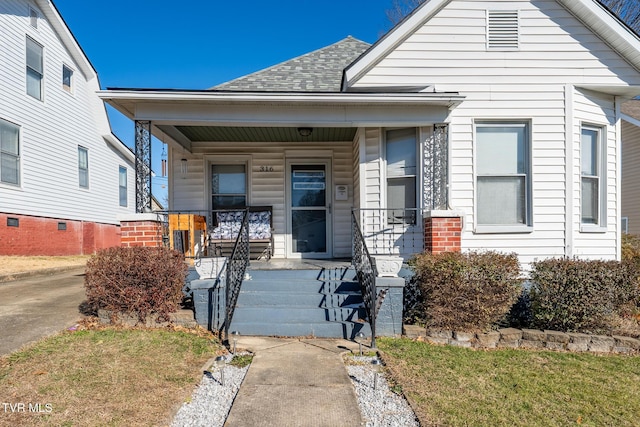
[171,353,418,427]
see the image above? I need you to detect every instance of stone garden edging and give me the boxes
[403,325,640,355]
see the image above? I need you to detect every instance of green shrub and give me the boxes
[529,258,640,333]
[85,246,188,323]
[409,251,522,331]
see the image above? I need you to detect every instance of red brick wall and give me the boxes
[0,213,121,256]
[120,220,163,248]
[424,216,462,254]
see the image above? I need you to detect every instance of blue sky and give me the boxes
[54,0,398,204]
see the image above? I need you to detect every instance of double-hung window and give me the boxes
[62,65,73,93]
[386,128,417,224]
[26,37,43,100]
[476,121,530,229]
[0,119,20,185]
[78,146,89,188]
[119,166,128,207]
[581,125,605,227]
[211,164,246,210]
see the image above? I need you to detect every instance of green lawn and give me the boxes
[379,338,640,427]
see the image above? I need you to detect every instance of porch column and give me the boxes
[424,123,449,210]
[120,214,163,248]
[424,210,463,254]
[135,120,152,213]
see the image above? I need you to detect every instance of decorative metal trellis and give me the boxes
[135,120,152,213]
[424,123,449,210]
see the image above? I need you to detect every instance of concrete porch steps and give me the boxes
[229,266,370,339]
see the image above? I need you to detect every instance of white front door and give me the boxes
[286,160,332,258]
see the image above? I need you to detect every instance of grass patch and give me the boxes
[0,326,222,426]
[0,255,88,276]
[378,338,640,427]
[229,354,253,368]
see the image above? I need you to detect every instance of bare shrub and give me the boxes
[85,246,187,323]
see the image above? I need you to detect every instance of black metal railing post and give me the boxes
[224,209,250,341]
[352,211,386,349]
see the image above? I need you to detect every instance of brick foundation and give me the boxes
[0,213,121,256]
[424,212,462,254]
[120,214,164,248]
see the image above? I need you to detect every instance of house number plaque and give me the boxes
[259,166,274,172]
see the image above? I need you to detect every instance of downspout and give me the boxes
[564,84,574,258]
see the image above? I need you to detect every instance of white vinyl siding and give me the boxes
[26,36,43,100]
[0,119,20,185]
[0,0,135,225]
[348,0,633,266]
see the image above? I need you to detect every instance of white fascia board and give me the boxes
[97,90,465,107]
[35,0,97,80]
[557,0,640,72]
[342,0,450,89]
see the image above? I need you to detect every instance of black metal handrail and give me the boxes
[352,211,386,349]
[224,209,250,341]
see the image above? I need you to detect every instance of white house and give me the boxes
[0,0,135,256]
[101,0,640,268]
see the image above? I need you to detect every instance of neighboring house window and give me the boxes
[386,128,417,224]
[119,166,127,207]
[26,37,43,100]
[78,146,89,188]
[29,7,38,28]
[62,65,73,93]
[211,164,246,210]
[0,119,20,185]
[487,10,519,50]
[581,125,606,226]
[476,121,530,227]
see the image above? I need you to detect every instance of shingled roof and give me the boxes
[212,36,371,92]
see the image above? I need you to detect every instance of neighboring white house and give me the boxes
[100,0,640,268]
[0,0,135,255]
[621,100,640,235]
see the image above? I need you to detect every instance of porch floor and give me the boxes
[247,258,352,270]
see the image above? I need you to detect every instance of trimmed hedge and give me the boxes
[85,246,188,323]
[529,258,640,333]
[409,251,522,331]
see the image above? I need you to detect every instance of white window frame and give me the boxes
[26,36,44,101]
[580,123,607,232]
[62,64,73,94]
[119,166,128,207]
[78,146,89,188]
[0,118,21,187]
[384,127,419,226]
[474,120,532,233]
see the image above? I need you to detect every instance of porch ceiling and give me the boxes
[173,125,357,143]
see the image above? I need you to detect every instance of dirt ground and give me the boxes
[0,255,89,277]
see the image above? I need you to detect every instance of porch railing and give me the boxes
[355,208,425,258]
[352,211,387,349]
[224,209,250,341]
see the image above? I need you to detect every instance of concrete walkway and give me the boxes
[0,268,86,356]
[225,337,364,427]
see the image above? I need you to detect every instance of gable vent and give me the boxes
[487,10,519,50]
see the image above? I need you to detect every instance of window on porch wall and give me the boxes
[385,128,417,225]
[581,125,605,227]
[211,164,246,211]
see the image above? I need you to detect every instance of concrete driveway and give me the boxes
[0,268,87,356]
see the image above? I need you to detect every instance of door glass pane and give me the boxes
[477,176,526,225]
[291,165,325,207]
[292,210,326,253]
